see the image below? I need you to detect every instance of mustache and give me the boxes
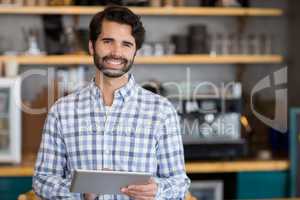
[102,55,128,64]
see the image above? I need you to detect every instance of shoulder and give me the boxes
[136,86,177,118]
[48,84,91,116]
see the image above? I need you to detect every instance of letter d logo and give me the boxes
[250,67,287,133]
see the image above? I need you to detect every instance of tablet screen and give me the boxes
[70,169,152,195]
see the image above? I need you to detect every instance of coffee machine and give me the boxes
[168,82,247,160]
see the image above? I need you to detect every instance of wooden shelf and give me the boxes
[0,159,289,177]
[0,54,283,65]
[185,160,289,174]
[0,165,34,177]
[0,6,283,16]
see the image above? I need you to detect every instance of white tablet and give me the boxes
[70,169,152,195]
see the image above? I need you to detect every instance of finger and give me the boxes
[148,177,156,184]
[129,184,157,194]
[125,189,155,197]
[121,187,155,199]
[128,183,157,192]
[83,193,97,200]
[127,185,147,192]
[122,187,155,197]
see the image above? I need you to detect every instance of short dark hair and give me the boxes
[89,6,145,50]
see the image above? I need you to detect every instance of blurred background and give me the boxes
[0,0,299,199]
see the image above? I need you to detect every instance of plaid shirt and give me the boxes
[33,75,190,200]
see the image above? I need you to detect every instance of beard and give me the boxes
[93,53,135,78]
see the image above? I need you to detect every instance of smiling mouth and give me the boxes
[104,57,127,67]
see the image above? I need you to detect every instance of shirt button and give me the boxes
[104,131,111,135]
[105,150,110,154]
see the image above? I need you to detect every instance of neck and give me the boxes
[95,71,129,106]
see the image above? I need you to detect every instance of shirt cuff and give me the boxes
[153,177,163,200]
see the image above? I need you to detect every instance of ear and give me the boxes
[88,40,94,56]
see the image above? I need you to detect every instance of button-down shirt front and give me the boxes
[33,75,190,200]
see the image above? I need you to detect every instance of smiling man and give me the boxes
[33,6,190,200]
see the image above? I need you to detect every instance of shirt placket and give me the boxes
[102,106,113,170]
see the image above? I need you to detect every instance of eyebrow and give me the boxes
[123,41,134,47]
[101,37,134,47]
[101,37,113,42]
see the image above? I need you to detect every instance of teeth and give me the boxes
[106,59,122,65]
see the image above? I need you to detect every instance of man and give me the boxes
[33,6,190,200]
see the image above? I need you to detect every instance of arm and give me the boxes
[32,106,77,200]
[154,105,191,200]
[121,103,190,200]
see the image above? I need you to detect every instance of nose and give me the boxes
[111,43,122,57]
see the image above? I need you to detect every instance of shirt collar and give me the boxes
[89,74,136,102]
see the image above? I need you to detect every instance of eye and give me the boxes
[103,40,111,44]
[123,43,131,48]
[123,42,133,48]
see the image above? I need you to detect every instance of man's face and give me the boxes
[90,19,137,78]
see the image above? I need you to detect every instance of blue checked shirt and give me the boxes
[33,75,190,200]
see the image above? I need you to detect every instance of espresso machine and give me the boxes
[168,82,247,160]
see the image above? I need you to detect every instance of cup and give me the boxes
[153,43,164,56]
[5,59,19,77]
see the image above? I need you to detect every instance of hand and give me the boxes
[83,193,97,200]
[121,178,158,200]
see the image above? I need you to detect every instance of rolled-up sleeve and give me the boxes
[154,104,190,200]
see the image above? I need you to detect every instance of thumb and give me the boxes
[148,177,156,184]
